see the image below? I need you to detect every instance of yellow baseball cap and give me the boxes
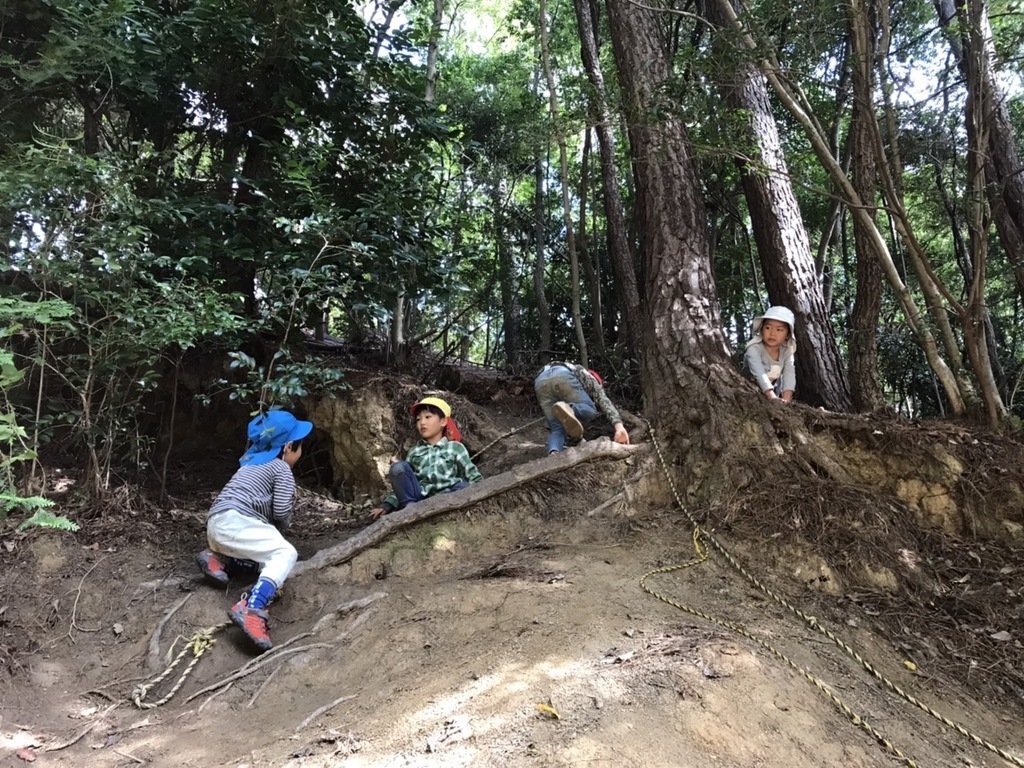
[410,397,451,419]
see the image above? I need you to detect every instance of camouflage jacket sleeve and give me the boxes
[568,363,622,424]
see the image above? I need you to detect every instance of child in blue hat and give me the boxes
[195,410,314,652]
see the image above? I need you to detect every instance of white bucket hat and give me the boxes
[751,305,795,335]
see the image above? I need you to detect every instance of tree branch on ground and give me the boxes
[293,441,643,576]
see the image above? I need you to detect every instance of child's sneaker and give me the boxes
[228,600,273,651]
[552,401,584,440]
[196,550,230,585]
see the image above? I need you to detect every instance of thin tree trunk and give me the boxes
[579,128,606,360]
[540,0,588,367]
[960,0,1007,426]
[573,0,644,367]
[934,0,1024,301]
[493,180,521,369]
[533,77,553,363]
[423,0,446,103]
[846,0,887,411]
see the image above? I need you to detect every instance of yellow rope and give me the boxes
[131,621,231,709]
[644,423,1024,768]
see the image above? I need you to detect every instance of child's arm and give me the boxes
[271,465,297,529]
[780,349,796,402]
[743,344,776,397]
[452,443,483,483]
[370,496,397,519]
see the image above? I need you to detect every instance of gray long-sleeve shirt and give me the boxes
[744,341,796,395]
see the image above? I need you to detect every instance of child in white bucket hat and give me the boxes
[743,306,796,402]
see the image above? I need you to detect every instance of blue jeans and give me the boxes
[388,461,469,510]
[534,365,599,453]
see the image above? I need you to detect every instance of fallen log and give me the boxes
[293,439,643,575]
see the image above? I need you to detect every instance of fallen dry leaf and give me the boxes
[15,748,36,762]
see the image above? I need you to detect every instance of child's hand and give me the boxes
[613,423,630,445]
[369,507,388,519]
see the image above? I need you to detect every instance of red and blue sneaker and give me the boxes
[228,599,273,652]
[196,550,230,585]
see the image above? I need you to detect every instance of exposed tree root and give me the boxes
[188,593,387,705]
[147,593,191,672]
[293,440,643,576]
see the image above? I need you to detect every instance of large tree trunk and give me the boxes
[605,0,746,465]
[574,0,644,367]
[708,0,852,412]
[847,0,887,412]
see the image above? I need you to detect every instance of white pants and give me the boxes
[207,510,297,588]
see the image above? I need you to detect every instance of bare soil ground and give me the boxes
[2,408,1023,768]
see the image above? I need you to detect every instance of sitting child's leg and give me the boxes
[388,460,425,509]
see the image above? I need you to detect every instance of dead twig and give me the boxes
[246,665,283,709]
[147,594,192,672]
[113,748,146,764]
[67,556,111,640]
[42,702,119,752]
[294,695,356,733]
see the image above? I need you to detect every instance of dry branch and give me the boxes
[147,594,191,672]
[294,440,642,575]
[294,694,356,733]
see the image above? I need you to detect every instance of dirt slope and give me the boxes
[1,416,1023,768]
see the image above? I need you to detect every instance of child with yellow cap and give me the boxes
[369,397,482,519]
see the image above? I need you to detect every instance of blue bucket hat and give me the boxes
[240,410,314,467]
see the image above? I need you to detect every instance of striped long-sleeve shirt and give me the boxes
[383,438,482,510]
[208,458,296,530]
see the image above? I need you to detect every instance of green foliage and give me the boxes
[15,507,79,533]
[222,349,349,405]
[0,296,74,518]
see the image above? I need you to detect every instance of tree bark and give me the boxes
[708,0,852,412]
[606,0,751,480]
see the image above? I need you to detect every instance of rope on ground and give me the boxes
[131,621,231,709]
[644,422,1024,768]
